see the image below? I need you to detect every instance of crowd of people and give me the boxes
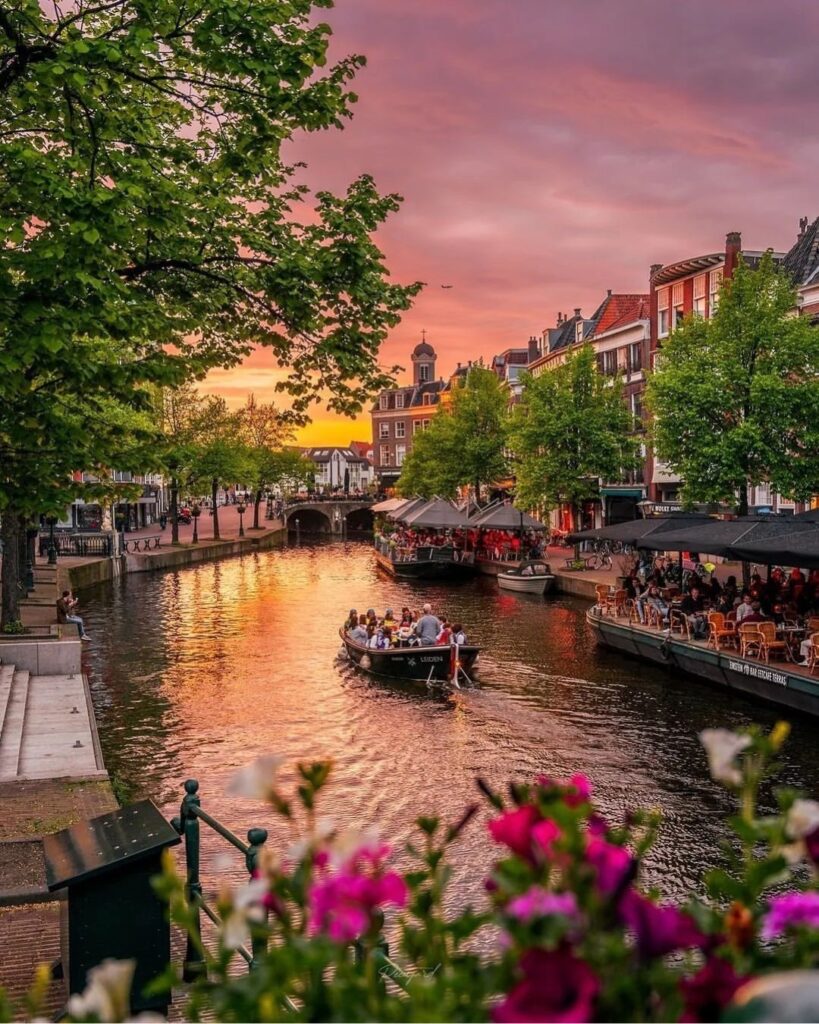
[344,603,467,650]
[379,525,544,562]
[622,557,819,656]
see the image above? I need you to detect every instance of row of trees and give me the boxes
[398,254,819,524]
[0,1,419,626]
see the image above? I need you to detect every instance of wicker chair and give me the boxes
[807,633,819,677]
[707,612,736,651]
[670,609,690,639]
[738,622,763,659]
[757,621,789,664]
[595,584,612,614]
[612,588,629,618]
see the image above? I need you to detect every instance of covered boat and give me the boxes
[340,629,480,682]
[374,497,476,580]
[497,560,555,594]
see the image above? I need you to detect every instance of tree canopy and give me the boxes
[645,253,819,514]
[397,366,509,501]
[0,0,419,621]
[509,346,639,525]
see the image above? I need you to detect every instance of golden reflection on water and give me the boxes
[82,539,819,903]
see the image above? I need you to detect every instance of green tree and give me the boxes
[0,0,420,620]
[398,366,509,501]
[646,253,819,515]
[157,385,206,544]
[509,346,639,531]
[237,395,292,529]
[187,398,251,541]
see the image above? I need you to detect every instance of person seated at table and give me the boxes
[735,594,755,623]
[705,575,722,602]
[769,602,786,627]
[436,621,452,645]
[451,623,467,645]
[741,601,768,624]
[643,585,670,626]
[348,614,369,643]
[680,586,709,639]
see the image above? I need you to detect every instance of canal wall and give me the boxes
[61,526,287,594]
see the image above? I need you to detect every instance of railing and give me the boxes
[37,532,113,557]
[123,534,162,553]
[171,779,271,979]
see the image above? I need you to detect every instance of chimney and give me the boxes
[527,335,540,363]
[650,263,663,283]
[725,231,742,279]
[556,312,563,326]
[799,216,809,237]
[607,288,612,297]
[574,307,581,318]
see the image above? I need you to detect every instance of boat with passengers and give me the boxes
[340,628,480,682]
[371,497,476,580]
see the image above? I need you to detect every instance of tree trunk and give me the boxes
[737,480,749,517]
[253,489,262,530]
[1,512,21,628]
[475,478,482,505]
[211,478,220,539]
[170,476,179,544]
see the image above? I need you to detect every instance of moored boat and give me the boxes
[373,541,476,581]
[340,629,480,682]
[587,606,819,718]
[497,561,555,594]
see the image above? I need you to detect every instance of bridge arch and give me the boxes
[284,499,375,535]
[285,507,332,533]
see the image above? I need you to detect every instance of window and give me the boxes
[672,282,684,307]
[413,420,422,435]
[628,343,642,373]
[575,322,584,343]
[380,445,391,466]
[630,391,643,424]
[693,296,706,317]
[396,444,406,467]
[601,350,617,376]
[422,392,434,405]
[423,419,431,429]
[395,421,405,438]
[379,422,390,439]
[379,394,389,411]
[658,307,670,338]
[710,268,723,315]
[395,393,404,410]
[418,363,431,382]
[674,304,684,328]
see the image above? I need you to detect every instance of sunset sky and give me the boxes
[206,0,819,445]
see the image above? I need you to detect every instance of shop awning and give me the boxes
[469,503,546,531]
[635,516,819,557]
[387,497,427,520]
[567,514,706,546]
[599,488,645,498]
[371,497,405,513]
[728,524,819,569]
[402,498,470,529]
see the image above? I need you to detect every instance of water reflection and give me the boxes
[80,540,819,902]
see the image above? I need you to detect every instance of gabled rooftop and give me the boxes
[783,216,819,287]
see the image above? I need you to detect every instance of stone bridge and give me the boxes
[284,499,375,534]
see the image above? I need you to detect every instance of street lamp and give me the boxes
[46,515,58,565]
[237,498,247,537]
[191,503,201,544]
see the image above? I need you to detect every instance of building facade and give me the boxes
[370,338,448,489]
[301,446,374,492]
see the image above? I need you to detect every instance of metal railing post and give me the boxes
[245,827,269,969]
[180,779,205,980]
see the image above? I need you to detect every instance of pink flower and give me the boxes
[308,843,407,943]
[531,819,562,858]
[507,888,579,923]
[586,837,634,897]
[620,891,705,959]
[761,891,819,940]
[679,957,749,1023]
[564,774,593,808]
[488,805,540,860]
[493,948,599,1023]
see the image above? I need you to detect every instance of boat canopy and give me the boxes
[371,497,405,513]
[567,514,705,546]
[634,516,819,558]
[469,502,546,531]
[402,498,471,529]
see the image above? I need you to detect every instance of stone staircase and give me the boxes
[0,661,104,782]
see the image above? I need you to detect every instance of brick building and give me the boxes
[370,338,449,489]
[784,215,819,321]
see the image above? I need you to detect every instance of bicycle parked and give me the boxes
[585,540,614,571]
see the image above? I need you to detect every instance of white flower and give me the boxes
[67,959,135,1023]
[327,825,382,867]
[227,754,285,801]
[286,816,337,864]
[699,728,752,787]
[787,799,819,839]
[221,878,270,949]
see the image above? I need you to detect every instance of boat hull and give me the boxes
[340,631,479,682]
[498,574,555,594]
[587,608,819,718]
[374,548,476,581]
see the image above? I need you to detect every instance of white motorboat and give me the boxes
[497,560,555,594]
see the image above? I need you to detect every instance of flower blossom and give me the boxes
[761,891,819,941]
[228,754,286,801]
[535,773,593,807]
[620,891,705,959]
[586,837,634,897]
[308,842,407,943]
[679,957,749,1023]
[506,888,579,923]
[67,958,135,1023]
[492,947,599,1023]
[488,805,541,860]
[698,729,751,787]
[786,799,819,840]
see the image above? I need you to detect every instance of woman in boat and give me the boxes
[383,608,397,629]
[436,621,452,645]
[349,615,369,644]
[345,609,358,632]
[451,624,466,645]
[400,607,413,627]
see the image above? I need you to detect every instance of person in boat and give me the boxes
[345,609,358,632]
[520,563,534,576]
[451,624,466,645]
[381,626,394,648]
[366,608,378,628]
[349,615,369,644]
[436,621,452,645]
[415,603,441,646]
[399,607,413,627]
[383,608,397,629]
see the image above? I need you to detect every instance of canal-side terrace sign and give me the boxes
[727,659,788,688]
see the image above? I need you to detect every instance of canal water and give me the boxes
[81,539,819,906]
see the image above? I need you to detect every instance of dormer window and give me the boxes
[379,394,389,411]
[395,393,404,409]
[575,322,584,343]
[422,392,434,405]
